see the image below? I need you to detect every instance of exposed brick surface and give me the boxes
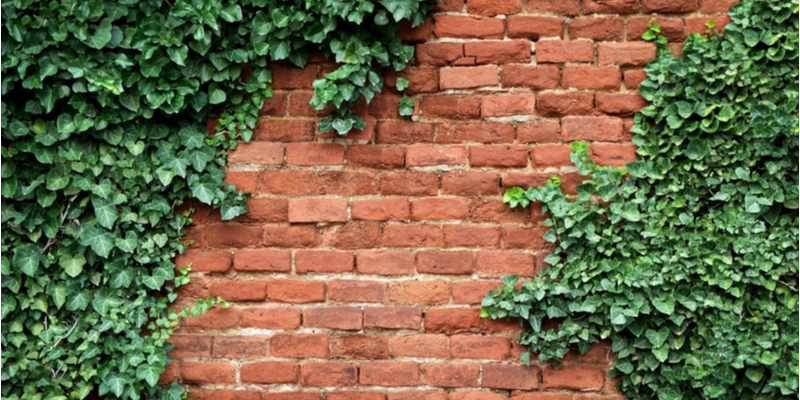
[536,40,594,63]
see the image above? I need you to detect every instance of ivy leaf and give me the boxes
[136,363,164,387]
[115,231,138,253]
[102,374,126,397]
[92,288,123,315]
[652,294,675,315]
[110,269,135,288]
[48,281,69,309]
[220,4,243,22]
[1,294,17,319]
[83,19,113,49]
[60,253,87,277]
[80,225,115,258]
[13,244,41,277]
[645,327,670,348]
[92,196,119,229]
[66,291,92,311]
[189,174,219,205]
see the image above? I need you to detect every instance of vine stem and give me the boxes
[51,317,80,349]
[778,280,798,293]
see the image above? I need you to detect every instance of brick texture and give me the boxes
[171,1,732,397]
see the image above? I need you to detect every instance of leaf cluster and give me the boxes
[484,1,799,399]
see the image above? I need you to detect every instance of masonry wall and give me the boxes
[161,0,737,398]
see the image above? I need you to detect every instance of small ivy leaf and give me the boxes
[209,87,227,104]
[136,363,164,387]
[66,291,92,311]
[396,77,410,91]
[80,225,115,258]
[92,288,123,316]
[13,244,40,277]
[220,4,243,22]
[1,294,17,319]
[60,253,87,278]
[92,196,119,229]
[189,174,219,205]
[115,231,138,253]
[48,281,69,309]
[399,96,415,116]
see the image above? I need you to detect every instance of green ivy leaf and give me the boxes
[60,253,86,278]
[13,244,41,277]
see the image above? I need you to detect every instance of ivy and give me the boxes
[483,1,799,399]
[1,0,433,398]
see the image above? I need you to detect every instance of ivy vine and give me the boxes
[0,0,433,398]
[484,1,799,399]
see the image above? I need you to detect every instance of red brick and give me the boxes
[596,93,648,117]
[470,199,530,223]
[241,307,300,330]
[420,95,481,119]
[501,65,559,90]
[537,92,594,117]
[233,198,289,223]
[442,225,502,248]
[452,281,501,304]
[424,308,482,334]
[259,91,288,116]
[204,225,262,249]
[357,250,416,275]
[481,94,536,118]
[483,364,540,390]
[642,0,699,12]
[419,363,480,387]
[184,307,239,330]
[381,172,439,196]
[440,66,498,90]
[528,0,580,15]
[562,66,621,90]
[466,0,522,15]
[329,393,385,400]
[450,335,511,360]
[512,394,571,400]
[377,121,435,144]
[388,392,448,400]
[240,362,299,384]
[329,279,386,303]
[569,17,624,42]
[330,334,389,360]
[364,306,422,329]
[287,198,348,223]
[590,143,638,167]
[228,142,283,165]
[502,172,550,189]
[598,43,657,67]
[464,41,531,64]
[686,16,731,36]
[348,145,405,169]
[574,395,628,400]
[260,170,319,195]
[562,116,625,142]
[416,251,474,275]
[507,16,564,39]
[296,250,354,273]
[584,0,639,13]
[175,250,231,273]
[562,341,615,364]
[536,40,594,63]
[317,171,380,196]
[209,280,267,302]
[360,362,420,387]
[168,334,211,358]
[531,144,573,167]
[262,225,320,248]
[262,393,321,400]
[271,333,329,358]
[286,143,344,166]
[411,198,469,221]
[436,123,515,144]
[434,15,504,39]
[469,145,528,168]
[231,250,289,273]
[476,251,535,277]
[271,66,318,89]
[304,307,363,330]
[700,0,739,13]
[517,121,560,143]
[406,146,467,167]
[267,280,326,303]
[181,361,236,384]
[390,335,450,358]
[289,91,333,116]
[301,362,358,387]
[503,226,552,250]
[383,224,443,248]
[624,70,648,90]
[441,172,500,196]
[254,119,315,142]
[212,335,269,359]
[415,43,464,66]
[202,390,261,400]
[352,198,409,221]
[542,365,605,390]
[368,95,403,119]
[627,17,686,42]
[388,281,451,305]
[323,223,382,249]
[449,392,506,400]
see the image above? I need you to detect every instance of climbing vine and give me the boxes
[0,0,434,398]
[484,1,799,399]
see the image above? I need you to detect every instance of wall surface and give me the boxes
[162,0,737,398]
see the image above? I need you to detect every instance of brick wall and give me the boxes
[164,0,737,398]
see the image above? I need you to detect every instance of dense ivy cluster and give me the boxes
[0,0,433,398]
[485,1,799,399]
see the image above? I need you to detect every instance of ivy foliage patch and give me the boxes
[484,1,799,399]
[1,0,433,398]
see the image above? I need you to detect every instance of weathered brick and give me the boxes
[286,143,345,166]
[388,281,451,305]
[202,390,262,400]
[562,341,615,364]
[289,91,333,117]
[233,198,289,223]
[225,170,260,193]
[204,225,262,249]
[175,250,232,273]
[184,307,239,330]
[323,223,382,249]
[361,362,420,387]
[271,66,318,89]
[254,119,315,142]
[329,279,387,303]
[406,146,467,167]
[240,362,299,384]
[443,225,502,248]
[512,394,571,400]
[470,199,530,223]
[159,362,178,385]
[420,95,481,119]
[271,333,329,358]
[416,251,474,275]
[469,145,528,168]
[502,172,550,189]
[466,0,521,15]
[481,94,536,118]
[241,307,301,330]
[542,365,605,390]
[518,121,560,143]
[501,65,559,90]
[377,121,436,144]
[262,393,322,400]
[411,199,469,221]
[168,334,212,358]
[598,43,657,66]
[642,0,699,12]
[536,40,594,63]
[301,362,359,387]
[628,17,686,42]
[347,145,405,169]
[569,17,625,42]
[296,250,354,273]
[419,363,480,388]
[464,41,531,64]
[528,0,580,15]
[304,307,363,330]
[503,226,552,250]
[562,66,621,90]
[433,15,505,39]
[357,250,416,275]
[452,281,502,304]
[584,0,639,13]
[442,172,500,196]
[383,224,443,248]
[590,143,638,167]
[351,198,409,222]
[440,66,499,90]
[596,93,648,117]
[536,92,594,117]
[228,142,284,165]
[508,16,564,39]
[381,172,439,196]
[436,123,515,144]
[260,170,319,195]
[686,16,731,36]
[262,225,320,248]
[259,91,288,116]
[212,336,269,359]
[624,69,648,90]
[482,364,540,390]
[531,144,574,167]
[700,0,739,13]
[330,334,389,360]
[390,335,450,358]
[399,19,434,42]
[415,43,464,66]
[328,392,386,400]
[287,198,348,223]
[181,361,236,384]
[364,307,422,329]
[318,171,380,196]
[476,251,536,277]
[450,335,511,360]
[267,280,326,303]
[209,280,267,302]
[424,308,482,335]
[562,116,625,142]
[450,392,507,400]
[387,392,448,400]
